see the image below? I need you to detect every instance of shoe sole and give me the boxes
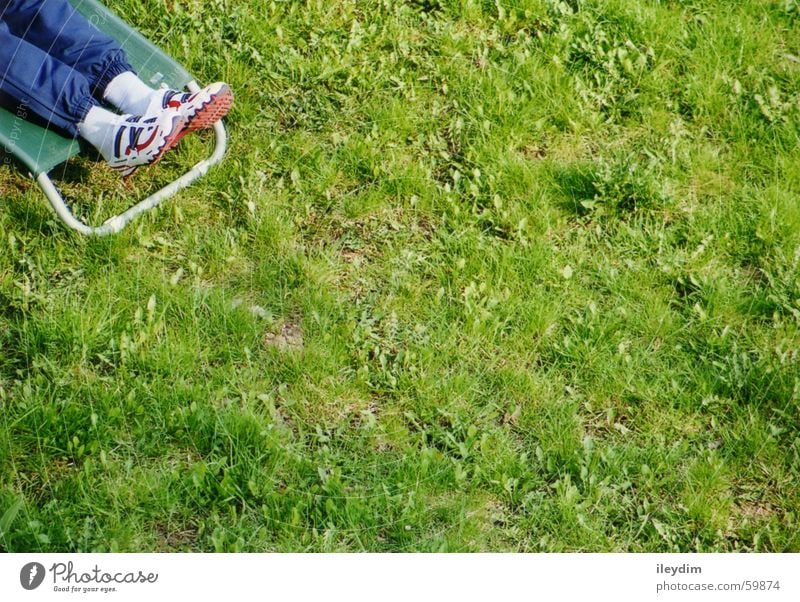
[174,84,233,145]
[117,113,187,180]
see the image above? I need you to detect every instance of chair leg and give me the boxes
[37,80,228,236]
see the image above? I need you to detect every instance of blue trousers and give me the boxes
[0,0,133,136]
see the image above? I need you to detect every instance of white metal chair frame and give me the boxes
[36,80,227,236]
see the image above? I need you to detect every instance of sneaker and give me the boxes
[157,82,233,140]
[105,108,186,178]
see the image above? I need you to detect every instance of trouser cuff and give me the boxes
[73,94,98,130]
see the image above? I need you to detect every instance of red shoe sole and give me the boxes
[174,85,233,145]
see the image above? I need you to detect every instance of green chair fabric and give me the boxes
[0,0,192,175]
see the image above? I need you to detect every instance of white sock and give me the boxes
[103,71,158,115]
[77,106,125,161]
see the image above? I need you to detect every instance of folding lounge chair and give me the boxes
[0,0,227,236]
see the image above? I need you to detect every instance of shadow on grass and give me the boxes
[0,144,96,235]
[0,293,31,381]
[49,152,95,185]
[549,163,598,217]
[0,190,61,237]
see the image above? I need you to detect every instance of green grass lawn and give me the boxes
[1,0,799,552]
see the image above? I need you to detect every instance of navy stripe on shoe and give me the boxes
[127,126,144,155]
[113,125,126,159]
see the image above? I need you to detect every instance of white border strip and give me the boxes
[1,553,798,602]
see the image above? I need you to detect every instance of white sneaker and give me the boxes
[104,108,186,178]
[156,82,233,141]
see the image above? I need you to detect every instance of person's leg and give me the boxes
[0,20,95,136]
[1,0,233,132]
[0,0,133,98]
[0,20,185,177]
